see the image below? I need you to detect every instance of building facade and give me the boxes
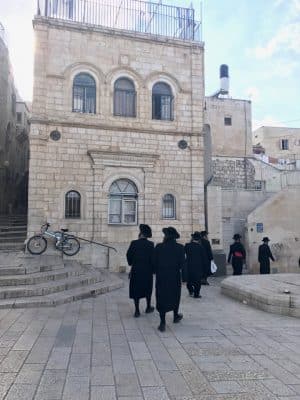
[28,0,205,267]
[0,23,29,215]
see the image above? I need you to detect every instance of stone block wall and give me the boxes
[28,18,205,267]
[212,157,255,189]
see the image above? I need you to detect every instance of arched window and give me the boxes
[162,194,176,219]
[114,78,136,117]
[152,82,173,121]
[65,190,81,218]
[109,179,138,225]
[72,73,96,113]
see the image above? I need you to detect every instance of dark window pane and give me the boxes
[65,191,81,218]
[152,83,173,121]
[114,78,136,117]
[73,73,96,114]
[224,117,232,126]
[162,194,176,219]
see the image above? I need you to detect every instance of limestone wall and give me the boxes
[246,186,300,273]
[29,18,205,266]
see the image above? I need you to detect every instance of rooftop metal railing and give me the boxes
[36,0,201,41]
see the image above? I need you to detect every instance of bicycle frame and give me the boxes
[41,223,64,249]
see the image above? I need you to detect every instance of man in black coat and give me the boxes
[185,231,209,298]
[154,227,185,332]
[258,237,275,274]
[227,233,246,275]
[200,231,213,285]
[126,224,155,317]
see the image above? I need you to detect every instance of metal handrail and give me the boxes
[36,0,201,41]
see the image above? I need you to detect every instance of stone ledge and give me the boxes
[221,273,300,318]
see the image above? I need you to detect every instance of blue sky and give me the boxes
[1,0,300,129]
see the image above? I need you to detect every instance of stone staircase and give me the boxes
[0,254,123,308]
[0,214,27,251]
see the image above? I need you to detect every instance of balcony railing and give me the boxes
[0,22,7,46]
[36,0,201,42]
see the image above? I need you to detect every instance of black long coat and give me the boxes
[126,238,154,299]
[227,242,246,275]
[154,239,185,313]
[185,242,208,284]
[258,243,274,274]
[201,238,213,277]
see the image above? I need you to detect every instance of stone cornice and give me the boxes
[87,149,159,169]
[30,117,203,137]
[33,17,204,51]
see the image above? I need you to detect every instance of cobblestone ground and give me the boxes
[1,276,300,400]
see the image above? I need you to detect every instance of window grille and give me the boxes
[108,179,138,225]
[162,193,176,219]
[72,73,96,113]
[152,82,173,120]
[65,190,81,218]
[114,78,136,117]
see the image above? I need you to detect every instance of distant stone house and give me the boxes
[29,0,205,267]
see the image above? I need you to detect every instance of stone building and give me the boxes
[253,126,300,170]
[0,23,29,216]
[203,68,300,274]
[29,0,205,267]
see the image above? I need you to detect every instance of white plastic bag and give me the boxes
[211,260,217,274]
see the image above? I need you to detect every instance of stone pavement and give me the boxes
[221,274,300,318]
[1,276,300,400]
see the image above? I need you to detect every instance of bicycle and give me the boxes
[27,223,80,256]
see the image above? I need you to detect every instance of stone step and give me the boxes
[0,266,83,286]
[0,260,65,276]
[0,271,123,308]
[0,225,27,232]
[0,233,26,240]
[0,272,103,299]
[0,243,25,251]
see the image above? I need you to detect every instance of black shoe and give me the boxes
[145,306,154,313]
[134,310,141,318]
[194,294,202,298]
[173,313,183,323]
[188,291,194,297]
[158,323,166,332]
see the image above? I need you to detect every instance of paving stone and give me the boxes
[62,376,90,400]
[262,379,297,396]
[142,386,171,400]
[35,370,66,399]
[160,370,193,397]
[135,360,163,386]
[129,341,152,360]
[115,373,142,397]
[0,350,28,373]
[210,380,244,394]
[67,353,90,376]
[4,383,36,400]
[91,386,116,400]
[14,363,43,384]
[91,365,114,386]
[46,348,71,370]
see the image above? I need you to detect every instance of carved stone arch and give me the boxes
[106,66,143,90]
[63,62,104,114]
[103,173,143,195]
[145,71,182,94]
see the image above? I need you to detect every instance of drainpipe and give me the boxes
[87,151,95,241]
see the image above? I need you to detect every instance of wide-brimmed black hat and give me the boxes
[162,227,180,239]
[191,231,202,241]
[200,230,208,237]
[233,233,242,240]
[139,224,152,238]
[262,237,270,242]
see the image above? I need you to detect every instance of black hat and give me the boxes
[262,237,270,242]
[191,231,202,241]
[139,224,152,238]
[162,227,180,239]
[200,230,208,237]
[233,233,242,240]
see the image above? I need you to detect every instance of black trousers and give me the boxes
[187,281,201,297]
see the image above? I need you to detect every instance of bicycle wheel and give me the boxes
[27,235,47,255]
[62,236,80,256]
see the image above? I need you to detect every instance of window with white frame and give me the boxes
[280,139,289,150]
[162,193,176,219]
[108,179,138,225]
